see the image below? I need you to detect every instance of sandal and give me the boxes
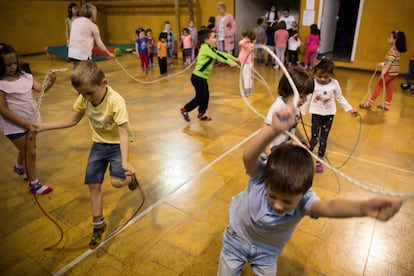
[377,104,390,111]
[359,102,371,109]
[199,116,212,121]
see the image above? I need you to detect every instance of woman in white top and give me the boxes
[65,2,79,46]
[68,3,114,65]
[278,7,297,36]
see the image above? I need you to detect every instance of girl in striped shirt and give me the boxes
[360,30,406,111]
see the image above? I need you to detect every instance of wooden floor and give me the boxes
[1,53,414,275]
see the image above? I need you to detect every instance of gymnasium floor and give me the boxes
[1,53,414,275]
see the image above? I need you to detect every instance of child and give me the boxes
[135,28,149,73]
[265,67,314,150]
[0,43,55,195]
[146,28,156,68]
[65,2,79,46]
[157,32,168,75]
[360,30,407,110]
[305,58,358,173]
[162,21,174,66]
[35,61,139,248]
[265,23,276,66]
[188,20,198,61]
[274,21,289,69]
[218,102,402,275]
[401,49,414,90]
[181,28,193,66]
[180,29,237,122]
[287,30,301,67]
[255,17,267,64]
[278,7,297,37]
[238,29,256,96]
[304,24,320,70]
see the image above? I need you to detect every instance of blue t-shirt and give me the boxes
[136,38,148,54]
[228,163,320,255]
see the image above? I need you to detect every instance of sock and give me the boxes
[15,164,24,169]
[93,216,106,230]
[30,179,40,185]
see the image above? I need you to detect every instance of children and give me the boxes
[278,7,297,36]
[274,21,289,69]
[265,23,276,66]
[135,28,150,73]
[157,32,168,75]
[180,29,237,122]
[255,17,267,64]
[162,21,174,66]
[146,28,156,68]
[181,28,193,66]
[305,58,358,173]
[265,67,314,150]
[35,61,139,248]
[401,49,414,90]
[304,24,320,70]
[65,2,79,46]
[188,20,198,62]
[287,30,301,67]
[0,43,55,194]
[238,29,256,96]
[218,103,402,275]
[360,30,407,110]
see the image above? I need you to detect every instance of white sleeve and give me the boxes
[333,79,353,112]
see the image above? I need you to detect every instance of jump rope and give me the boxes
[25,68,146,251]
[28,50,405,251]
[239,44,414,200]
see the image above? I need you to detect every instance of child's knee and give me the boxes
[111,177,127,188]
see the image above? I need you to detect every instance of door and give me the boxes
[319,0,340,54]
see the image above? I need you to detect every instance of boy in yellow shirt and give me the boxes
[35,61,139,248]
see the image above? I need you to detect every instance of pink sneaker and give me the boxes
[29,181,53,195]
[315,162,324,173]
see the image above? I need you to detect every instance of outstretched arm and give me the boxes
[243,101,296,174]
[311,197,402,221]
[35,111,84,132]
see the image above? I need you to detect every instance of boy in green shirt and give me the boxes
[180,29,238,121]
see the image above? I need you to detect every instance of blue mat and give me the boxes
[46,44,134,61]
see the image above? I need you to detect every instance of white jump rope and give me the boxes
[240,44,414,200]
[360,62,386,106]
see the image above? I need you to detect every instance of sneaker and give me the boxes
[89,226,106,249]
[359,102,372,109]
[273,65,279,69]
[401,83,410,89]
[14,165,27,180]
[29,181,53,195]
[128,175,139,191]
[410,84,414,90]
[197,113,212,121]
[244,88,251,97]
[377,104,390,111]
[315,162,324,173]
[180,108,190,122]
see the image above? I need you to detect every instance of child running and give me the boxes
[218,100,402,275]
[304,58,358,173]
[180,29,237,122]
[265,67,313,151]
[34,61,139,248]
[360,30,407,111]
[238,29,255,96]
[0,43,55,195]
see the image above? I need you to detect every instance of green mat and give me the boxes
[47,44,134,62]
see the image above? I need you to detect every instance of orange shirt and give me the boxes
[157,41,167,58]
[410,50,414,61]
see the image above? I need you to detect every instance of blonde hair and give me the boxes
[71,61,105,88]
[82,3,97,19]
[216,2,226,11]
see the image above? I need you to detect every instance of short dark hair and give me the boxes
[393,30,407,53]
[283,7,290,13]
[277,21,286,30]
[314,57,335,75]
[159,32,168,41]
[135,27,145,36]
[241,29,256,42]
[0,43,22,77]
[71,61,105,88]
[265,144,314,195]
[257,17,265,25]
[198,29,213,44]
[278,67,314,99]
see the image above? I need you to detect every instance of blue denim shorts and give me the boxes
[84,143,125,184]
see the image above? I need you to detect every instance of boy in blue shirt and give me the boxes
[219,101,402,275]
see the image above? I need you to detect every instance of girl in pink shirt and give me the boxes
[0,43,56,194]
[238,29,256,96]
[274,21,289,69]
[181,28,193,66]
[304,24,320,70]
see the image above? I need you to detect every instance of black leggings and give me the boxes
[309,114,334,158]
[184,74,209,114]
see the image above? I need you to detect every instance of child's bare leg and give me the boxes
[17,150,24,166]
[11,135,37,180]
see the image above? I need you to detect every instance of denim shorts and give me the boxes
[84,143,125,184]
[5,131,27,140]
[218,226,277,276]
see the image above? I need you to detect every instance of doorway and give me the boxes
[318,0,363,61]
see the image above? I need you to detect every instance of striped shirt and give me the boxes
[382,46,400,76]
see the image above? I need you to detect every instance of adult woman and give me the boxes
[68,3,114,65]
[213,2,236,55]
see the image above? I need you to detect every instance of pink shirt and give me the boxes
[0,73,39,135]
[275,29,289,48]
[181,34,192,49]
[305,34,320,52]
[238,38,254,64]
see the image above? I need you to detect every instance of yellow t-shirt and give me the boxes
[73,85,133,143]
